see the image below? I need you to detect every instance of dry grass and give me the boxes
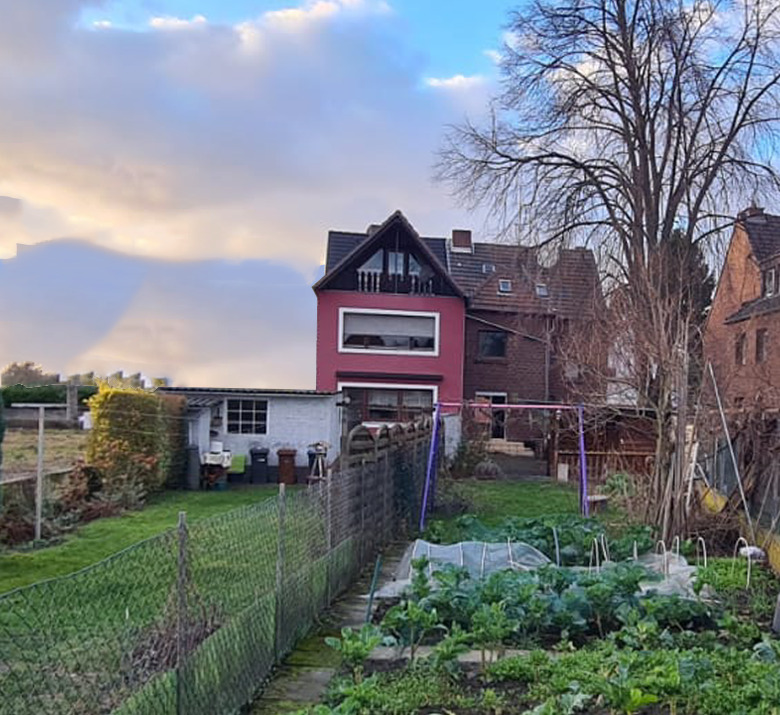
[1,428,89,478]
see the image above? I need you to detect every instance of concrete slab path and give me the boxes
[250,543,408,714]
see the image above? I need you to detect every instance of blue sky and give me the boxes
[0,0,517,387]
[79,0,513,79]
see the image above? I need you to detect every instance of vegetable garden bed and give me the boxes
[292,513,780,715]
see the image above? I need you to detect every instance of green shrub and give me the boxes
[86,386,184,494]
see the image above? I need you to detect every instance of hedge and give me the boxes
[86,387,187,493]
[1,384,97,408]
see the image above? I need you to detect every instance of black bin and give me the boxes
[307,449,317,472]
[249,447,270,484]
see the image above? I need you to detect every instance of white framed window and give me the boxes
[226,399,268,434]
[498,279,513,293]
[764,268,776,297]
[339,382,437,427]
[482,263,495,274]
[338,307,440,356]
[535,283,549,297]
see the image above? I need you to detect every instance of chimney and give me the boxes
[366,224,382,236]
[451,229,473,253]
[738,204,765,221]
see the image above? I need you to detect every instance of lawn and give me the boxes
[426,478,580,542]
[441,478,579,523]
[0,486,280,593]
[1,428,88,477]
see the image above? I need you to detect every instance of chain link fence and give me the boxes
[0,420,431,715]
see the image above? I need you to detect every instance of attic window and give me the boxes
[498,279,512,293]
[763,268,775,296]
[535,283,549,297]
[482,263,495,274]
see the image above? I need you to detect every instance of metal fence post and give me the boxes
[326,468,333,604]
[274,483,287,661]
[176,511,188,715]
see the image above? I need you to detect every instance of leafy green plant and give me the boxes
[428,623,471,678]
[479,687,506,714]
[472,600,518,670]
[409,556,432,602]
[325,625,384,684]
[382,599,441,662]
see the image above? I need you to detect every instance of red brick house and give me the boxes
[314,211,602,439]
[449,233,602,443]
[705,207,780,407]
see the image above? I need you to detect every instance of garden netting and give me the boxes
[374,539,707,600]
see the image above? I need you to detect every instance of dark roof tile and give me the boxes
[725,294,780,323]
[325,231,448,273]
[742,212,780,264]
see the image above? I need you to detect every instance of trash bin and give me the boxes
[277,448,297,485]
[186,445,201,490]
[249,447,270,484]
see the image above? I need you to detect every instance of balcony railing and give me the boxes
[356,270,435,295]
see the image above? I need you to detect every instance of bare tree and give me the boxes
[437,0,780,539]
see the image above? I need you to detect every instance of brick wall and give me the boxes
[705,225,780,406]
[463,311,572,443]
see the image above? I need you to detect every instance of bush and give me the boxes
[1,384,97,408]
[86,386,185,494]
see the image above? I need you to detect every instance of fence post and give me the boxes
[176,511,188,715]
[275,482,287,661]
[34,406,45,541]
[326,469,333,605]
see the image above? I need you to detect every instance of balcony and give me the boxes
[356,269,435,295]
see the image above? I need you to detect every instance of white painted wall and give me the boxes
[191,394,343,467]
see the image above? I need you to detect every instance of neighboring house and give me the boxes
[159,387,343,478]
[313,210,466,430]
[450,232,602,444]
[705,206,780,408]
[314,210,603,447]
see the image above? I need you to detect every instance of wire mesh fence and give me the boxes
[0,420,430,715]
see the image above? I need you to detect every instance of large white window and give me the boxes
[339,308,440,356]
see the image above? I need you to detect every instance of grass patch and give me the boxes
[0,486,280,593]
[427,479,579,542]
[1,428,88,476]
[447,479,579,523]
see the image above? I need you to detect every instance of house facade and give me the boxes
[314,211,466,430]
[314,211,603,447]
[705,206,780,407]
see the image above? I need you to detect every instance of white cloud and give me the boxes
[149,14,208,30]
[483,48,501,64]
[0,0,487,266]
[426,73,486,90]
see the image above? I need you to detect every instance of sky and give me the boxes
[0,0,515,387]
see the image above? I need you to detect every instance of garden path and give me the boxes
[250,542,408,714]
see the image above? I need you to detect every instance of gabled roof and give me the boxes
[449,243,601,318]
[326,231,448,274]
[740,210,780,264]
[313,210,464,297]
